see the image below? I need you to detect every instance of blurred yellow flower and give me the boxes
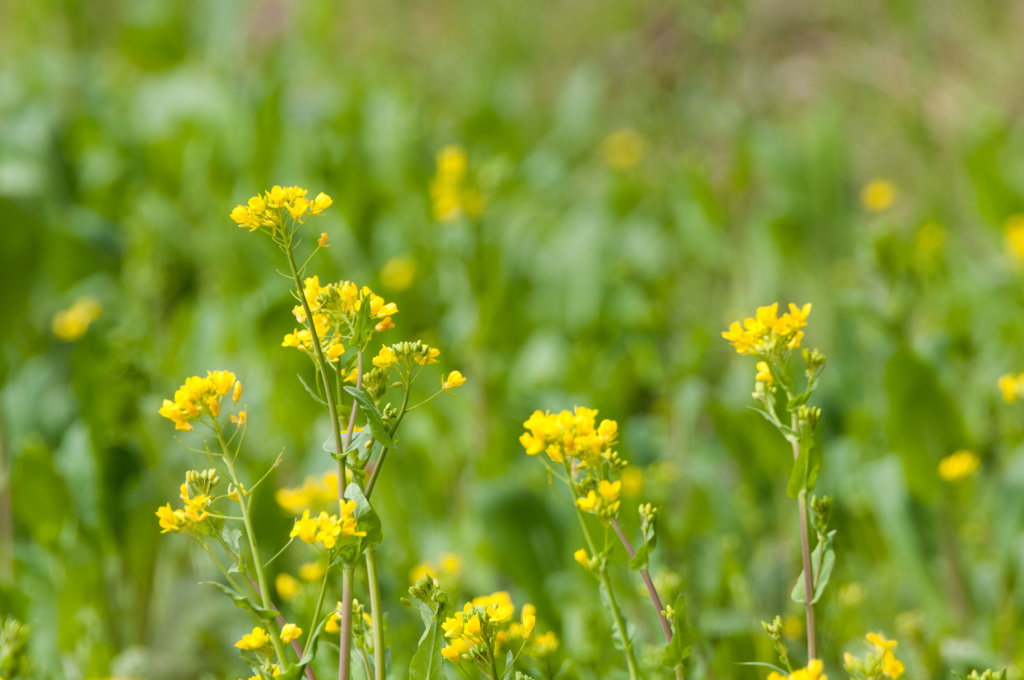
[276,573,300,600]
[722,303,811,356]
[442,370,466,394]
[373,344,397,369]
[431,145,484,222]
[861,179,896,212]
[381,256,416,291]
[915,221,945,254]
[755,361,773,385]
[573,548,589,566]
[620,466,644,498]
[299,561,325,581]
[938,450,979,482]
[1005,214,1024,261]
[52,296,101,341]
[602,129,646,170]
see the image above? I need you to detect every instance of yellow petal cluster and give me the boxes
[280,623,302,644]
[519,407,619,469]
[441,592,534,666]
[844,632,904,680]
[998,372,1024,403]
[275,471,349,514]
[442,370,466,394]
[1005,214,1024,261]
[576,480,622,518]
[722,303,811,356]
[768,660,827,680]
[52,296,102,341]
[602,129,646,170]
[158,371,240,431]
[289,501,366,550]
[430,145,484,222]
[234,626,270,651]
[938,450,980,482]
[230,185,332,236]
[284,277,398,361]
[861,179,896,213]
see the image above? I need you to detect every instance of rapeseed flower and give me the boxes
[158,371,241,431]
[861,179,896,213]
[519,406,621,469]
[602,129,646,170]
[441,593,547,668]
[234,626,270,651]
[275,470,350,514]
[230,186,331,239]
[998,373,1024,403]
[430,145,484,222]
[442,370,466,393]
[276,573,300,600]
[289,501,365,551]
[280,623,302,644]
[1005,214,1024,261]
[844,632,904,680]
[939,450,980,482]
[52,297,102,341]
[722,303,811,357]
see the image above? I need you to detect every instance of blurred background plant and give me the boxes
[4,0,1024,678]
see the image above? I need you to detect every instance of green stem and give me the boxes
[304,565,331,658]
[216,427,289,665]
[564,463,639,680]
[339,566,355,680]
[488,648,501,680]
[365,548,386,680]
[364,384,410,499]
[797,488,817,660]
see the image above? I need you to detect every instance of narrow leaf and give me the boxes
[791,530,837,604]
[343,386,396,448]
[410,609,449,680]
[200,581,277,620]
[297,374,327,407]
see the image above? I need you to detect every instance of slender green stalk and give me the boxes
[305,566,332,658]
[365,548,386,680]
[340,567,355,680]
[610,519,684,680]
[199,540,245,593]
[796,488,816,660]
[564,464,639,680]
[0,404,11,581]
[364,384,410,499]
[488,648,501,680]
[216,428,289,665]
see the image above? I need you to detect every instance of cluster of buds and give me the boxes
[575,479,622,519]
[373,340,441,370]
[760,615,792,672]
[810,495,832,536]
[156,470,222,535]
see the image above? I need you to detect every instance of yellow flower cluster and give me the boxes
[283,276,398,361]
[768,659,827,680]
[861,179,896,213]
[275,470,349,514]
[372,341,441,369]
[722,303,811,357]
[430,145,484,222]
[158,371,241,431]
[52,296,102,341]
[576,479,622,518]
[1004,214,1024,261]
[409,552,463,584]
[290,501,365,550]
[440,592,520,665]
[602,129,646,170]
[230,185,332,237]
[157,470,222,534]
[519,407,619,468]
[235,626,271,651]
[843,632,904,680]
[938,450,980,482]
[998,372,1024,403]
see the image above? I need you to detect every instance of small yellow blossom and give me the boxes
[158,371,239,431]
[574,549,589,566]
[414,347,441,365]
[1005,214,1024,261]
[381,256,416,291]
[276,573,300,600]
[230,186,330,237]
[722,303,811,356]
[280,623,302,644]
[939,450,980,482]
[373,344,397,369]
[521,611,535,638]
[861,179,896,213]
[325,609,342,634]
[999,373,1024,403]
[234,626,270,651]
[318,232,330,247]
[602,129,646,170]
[156,503,189,534]
[299,561,325,581]
[442,370,466,394]
[755,361,773,385]
[52,297,102,341]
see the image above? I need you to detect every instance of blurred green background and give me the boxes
[4,0,1024,678]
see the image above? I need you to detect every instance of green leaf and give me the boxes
[297,373,327,407]
[343,386,396,448]
[786,392,810,410]
[410,608,449,680]
[323,429,374,457]
[200,581,277,620]
[628,533,657,571]
[736,662,790,675]
[346,482,384,549]
[791,530,837,604]
[785,434,820,499]
[661,594,693,668]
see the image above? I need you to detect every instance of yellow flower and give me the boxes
[52,297,102,341]
[381,256,416,291]
[231,186,329,236]
[1006,214,1024,261]
[938,450,980,482]
[414,347,441,365]
[155,503,188,534]
[440,552,462,574]
[290,509,319,544]
[861,179,896,213]
[755,361,773,384]
[471,591,514,623]
[598,480,621,503]
[916,221,945,254]
[234,626,270,651]
[722,302,811,356]
[789,659,827,680]
[999,373,1022,403]
[299,561,325,581]
[158,371,239,431]
[521,612,535,639]
[280,623,302,644]
[325,610,342,634]
[576,490,599,513]
[602,129,646,170]
[276,573,300,600]
[574,549,589,566]
[310,192,333,215]
[443,370,466,394]
[373,344,397,369]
